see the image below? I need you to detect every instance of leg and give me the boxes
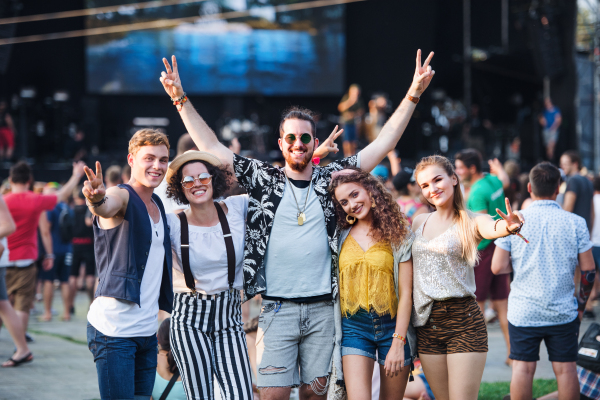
[212,322,253,399]
[60,283,71,320]
[0,300,31,365]
[256,300,301,399]
[134,334,158,400]
[6,265,37,335]
[342,355,375,400]
[41,280,54,320]
[491,299,510,362]
[402,375,432,400]
[170,293,215,400]
[551,362,579,400]
[379,363,410,400]
[446,352,486,400]
[87,323,137,400]
[510,360,537,400]
[419,354,449,400]
[86,276,96,304]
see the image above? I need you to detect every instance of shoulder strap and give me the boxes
[215,202,236,291]
[158,370,180,400]
[177,212,196,293]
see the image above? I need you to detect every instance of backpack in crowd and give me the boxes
[58,205,74,244]
[577,322,600,373]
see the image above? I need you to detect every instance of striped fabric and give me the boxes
[170,291,253,400]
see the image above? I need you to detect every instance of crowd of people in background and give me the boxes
[0,49,598,400]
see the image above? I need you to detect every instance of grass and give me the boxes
[478,379,558,399]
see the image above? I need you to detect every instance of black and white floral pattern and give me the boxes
[233,153,359,301]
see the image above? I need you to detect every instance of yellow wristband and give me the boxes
[392,333,406,344]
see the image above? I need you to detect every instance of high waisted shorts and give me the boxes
[416,296,488,355]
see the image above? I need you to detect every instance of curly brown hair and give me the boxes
[166,160,233,205]
[329,167,410,248]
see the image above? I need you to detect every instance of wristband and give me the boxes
[171,92,186,103]
[392,333,406,344]
[174,96,188,112]
[44,254,55,260]
[86,197,107,208]
[405,94,420,104]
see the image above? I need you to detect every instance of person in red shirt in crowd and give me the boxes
[3,161,85,340]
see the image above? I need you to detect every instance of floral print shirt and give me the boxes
[232,153,360,301]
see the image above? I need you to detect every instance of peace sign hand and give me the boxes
[496,197,525,233]
[82,161,106,204]
[408,49,435,97]
[160,55,184,100]
[314,125,344,160]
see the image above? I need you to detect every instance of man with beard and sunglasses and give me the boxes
[159,50,435,400]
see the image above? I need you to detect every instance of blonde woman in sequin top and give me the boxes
[329,168,416,400]
[411,155,524,400]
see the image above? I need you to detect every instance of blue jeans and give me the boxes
[342,308,412,366]
[87,323,157,400]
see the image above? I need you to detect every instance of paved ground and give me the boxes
[0,291,598,400]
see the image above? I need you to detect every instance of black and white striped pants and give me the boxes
[170,291,253,400]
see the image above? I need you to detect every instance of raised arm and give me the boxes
[360,50,435,172]
[488,158,510,189]
[56,161,86,203]
[476,197,525,240]
[82,161,128,221]
[160,56,233,169]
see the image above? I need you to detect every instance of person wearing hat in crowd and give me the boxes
[82,129,174,400]
[163,150,253,399]
[393,168,429,224]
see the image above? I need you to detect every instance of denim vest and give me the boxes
[94,184,173,313]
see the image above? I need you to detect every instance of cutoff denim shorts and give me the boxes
[342,308,412,366]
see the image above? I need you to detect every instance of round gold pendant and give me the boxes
[298,212,306,226]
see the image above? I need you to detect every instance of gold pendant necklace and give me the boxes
[284,171,312,226]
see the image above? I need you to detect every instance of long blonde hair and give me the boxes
[415,155,481,266]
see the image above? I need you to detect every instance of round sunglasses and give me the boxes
[284,133,312,145]
[181,173,212,189]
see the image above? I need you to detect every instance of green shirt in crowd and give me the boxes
[467,174,507,250]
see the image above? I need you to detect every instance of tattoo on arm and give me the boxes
[578,269,597,311]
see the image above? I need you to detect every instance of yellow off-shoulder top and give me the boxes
[339,235,397,318]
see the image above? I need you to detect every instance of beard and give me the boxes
[283,146,313,172]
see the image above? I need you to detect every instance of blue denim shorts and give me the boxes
[508,317,580,362]
[341,308,411,366]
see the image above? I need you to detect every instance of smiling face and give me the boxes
[334,182,373,221]
[180,162,213,205]
[416,165,458,208]
[128,145,169,189]
[278,119,318,172]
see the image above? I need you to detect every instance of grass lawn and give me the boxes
[478,379,558,399]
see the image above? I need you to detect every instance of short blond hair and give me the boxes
[128,129,170,155]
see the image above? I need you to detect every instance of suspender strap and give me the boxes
[215,202,236,290]
[177,211,196,293]
[178,202,236,294]
[158,370,180,400]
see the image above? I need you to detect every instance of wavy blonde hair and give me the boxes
[415,155,481,266]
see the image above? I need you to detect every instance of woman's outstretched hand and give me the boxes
[160,55,184,100]
[408,49,435,98]
[496,197,525,233]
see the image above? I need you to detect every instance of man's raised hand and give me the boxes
[409,49,435,97]
[83,161,106,203]
[314,125,343,160]
[160,55,184,100]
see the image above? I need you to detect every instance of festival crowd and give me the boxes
[0,50,599,400]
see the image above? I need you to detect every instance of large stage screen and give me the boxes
[86,0,345,95]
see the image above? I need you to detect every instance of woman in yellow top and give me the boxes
[329,167,415,399]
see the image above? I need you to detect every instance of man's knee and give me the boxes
[299,376,329,399]
[551,361,577,376]
[512,360,537,376]
[258,386,292,400]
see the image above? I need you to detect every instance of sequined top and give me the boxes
[339,235,397,318]
[411,219,476,327]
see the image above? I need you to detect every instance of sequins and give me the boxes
[412,223,476,327]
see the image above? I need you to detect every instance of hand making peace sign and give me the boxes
[497,197,525,233]
[82,161,106,204]
[160,55,184,100]
[313,125,344,160]
[408,49,435,97]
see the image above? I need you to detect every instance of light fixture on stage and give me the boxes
[19,87,36,99]
[53,90,69,102]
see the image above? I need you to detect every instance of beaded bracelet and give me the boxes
[392,333,406,344]
[86,196,107,208]
[171,92,186,103]
[174,96,188,112]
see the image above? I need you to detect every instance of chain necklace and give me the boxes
[284,171,312,226]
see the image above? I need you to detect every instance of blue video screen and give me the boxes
[86,0,345,95]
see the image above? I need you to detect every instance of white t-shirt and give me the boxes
[592,193,600,246]
[87,207,165,337]
[167,195,248,294]
[154,162,189,214]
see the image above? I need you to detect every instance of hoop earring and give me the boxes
[346,214,356,225]
[371,197,376,208]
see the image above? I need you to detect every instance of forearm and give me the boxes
[578,269,596,311]
[394,293,412,337]
[477,215,513,240]
[178,101,233,165]
[57,173,82,203]
[40,228,53,255]
[86,195,123,219]
[360,98,417,172]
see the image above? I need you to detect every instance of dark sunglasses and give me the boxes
[181,173,212,189]
[284,133,312,145]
